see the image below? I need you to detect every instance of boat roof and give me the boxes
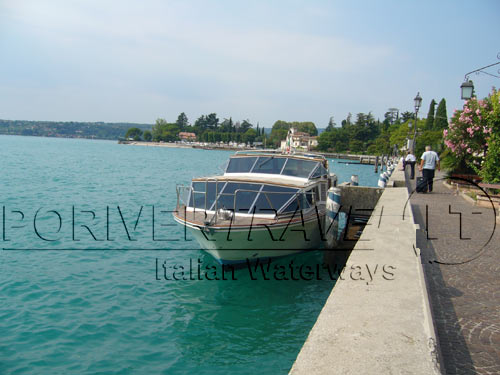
[234,150,326,162]
[192,174,319,188]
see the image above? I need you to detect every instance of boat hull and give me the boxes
[174,214,325,264]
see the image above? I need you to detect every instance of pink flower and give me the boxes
[476,109,481,115]
[467,148,472,153]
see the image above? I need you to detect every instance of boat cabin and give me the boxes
[178,152,330,220]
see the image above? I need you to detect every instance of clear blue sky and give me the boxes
[1,0,499,127]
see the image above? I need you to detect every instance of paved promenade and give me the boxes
[407,170,500,375]
[291,179,440,374]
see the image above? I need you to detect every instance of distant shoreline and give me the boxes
[118,140,258,151]
[118,141,380,164]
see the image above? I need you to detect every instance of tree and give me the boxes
[242,128,257,144]
[299,122,317,136]
[143,130,152,142]
[194,115,207,131]
[326,116,336,131]
[152,118,179,142]
[176,112,189,129]
[415,130,442,158]
[318,131,336,151]
[206,113,219,129]
[341,113,352,128]
[125,127,143,141]
[434,99,448,130]
[349,139,364,153]
[480,133,500,183]
[152,118,168,141]
[240,119,253,133]
[401,111,414,122]
[384,108,399,126]
[425,99,436,130]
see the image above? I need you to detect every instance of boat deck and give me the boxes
[174,205,325,229]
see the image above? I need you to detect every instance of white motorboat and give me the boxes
[173,151,336,264]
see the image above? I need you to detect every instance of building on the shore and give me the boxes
[280,128,318,152]
[178,132,197,142]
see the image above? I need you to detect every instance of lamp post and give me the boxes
[411,92,422,153]
[460,80,474,100]
[460,52,500,100]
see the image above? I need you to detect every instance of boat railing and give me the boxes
[176,181,311,225]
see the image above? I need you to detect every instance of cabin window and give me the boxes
[226,155,326,179]
[190,181,222,210]
[310,164,328,178]
[189,181,307,215]
[251,157,286,174]
[281,159,318,178]
[305,190,314,205]
[215,182,260,212]
[282,197,299,213]
[226,157,257,173]
[252,192,273,214]
[261,185,298,209]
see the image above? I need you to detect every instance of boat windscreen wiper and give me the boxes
[257,156,274,168]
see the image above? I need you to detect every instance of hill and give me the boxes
[0,119,152,140]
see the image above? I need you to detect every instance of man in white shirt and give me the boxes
[405,151,417,179]
[419,146,440,193]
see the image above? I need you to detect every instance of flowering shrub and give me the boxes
[444,88,500,180]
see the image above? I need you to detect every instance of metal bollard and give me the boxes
[378,173,387,188]
[351,175,359,186]
[326,187,341,249]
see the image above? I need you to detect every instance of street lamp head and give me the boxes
[414,92,422,111]
[460,80,474,100]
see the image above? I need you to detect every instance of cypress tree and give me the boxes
[434,99,448,130]
[326,116,336,131]
[425,99,436,130]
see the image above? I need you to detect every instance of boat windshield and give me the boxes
[187,181,311,214]
[225,156,322,178]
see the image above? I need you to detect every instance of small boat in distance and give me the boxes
[173,151,336,265]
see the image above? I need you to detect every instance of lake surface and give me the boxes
[0,136,379,374]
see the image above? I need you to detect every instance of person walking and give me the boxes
[405,151,416,179]
[400,154,406,171]
[419,145,440,193]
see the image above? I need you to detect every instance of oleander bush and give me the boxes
[443,87,500,182]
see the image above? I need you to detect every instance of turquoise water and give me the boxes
[0,136,379,374]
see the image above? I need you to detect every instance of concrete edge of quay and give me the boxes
[289,162,442,375]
